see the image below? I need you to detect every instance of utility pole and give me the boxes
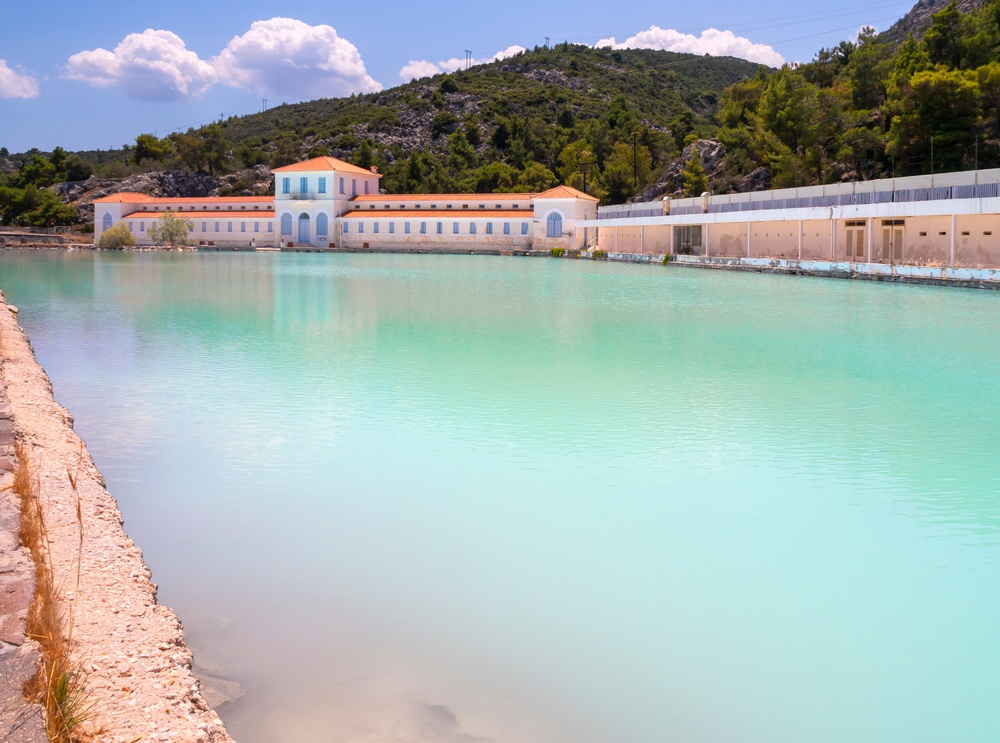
[465,50,472,70]
[931,136,935,175]
[544,37,550,50]
[262,98,268,113]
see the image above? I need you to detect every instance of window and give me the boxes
[470,223,477,234]
[268,223,273,233]
[139,222,145,232]
[453,223,459,234]
[503,222,510,235]
[352,179,357,196]
[318,177,327,194]
[228,222,233,232]
[436,222,443,234]
[364,181,369,195]
[546,212,562,238]
[317,213,329,237]
[404,222,411,234]
[344,223,349,233]
[486,222,493,235]
[373,222,380,234]
[102,213,113,231]
[280,214,292,235]
[201,222,207,232]
[339,177,344,194]
[240,222,246,233]
[300,177,308,196]
[359,223,364,234]
[521,222,528,235]
[215,222,220,232]
[420,222,427,234]
[282,177,290,194]
[389,223,395,234]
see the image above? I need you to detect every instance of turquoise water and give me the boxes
[1,251,998,743]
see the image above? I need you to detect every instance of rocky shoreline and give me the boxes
[0,293,236,743]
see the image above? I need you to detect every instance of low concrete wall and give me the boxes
[666,255,1000,288]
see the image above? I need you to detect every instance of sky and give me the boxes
[0,0,917,154]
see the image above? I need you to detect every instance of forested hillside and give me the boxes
[714,0,999,187]
[0,44,762,226]
[5,0,1000,229]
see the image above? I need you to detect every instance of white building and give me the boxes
[92,156,598,251]
[586,169,1000,270]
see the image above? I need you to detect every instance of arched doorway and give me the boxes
[298,213,311,243]
[102,213,113,231]
[546,211,563,238]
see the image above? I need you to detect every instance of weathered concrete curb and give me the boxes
[0,293,236,743]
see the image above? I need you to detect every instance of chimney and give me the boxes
[370,166,379,174]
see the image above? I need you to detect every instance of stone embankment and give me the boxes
[0,373,45,742]
[0,293,236,743]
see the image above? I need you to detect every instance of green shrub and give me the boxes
[592,249,607,260]
[97,222,135,249]
[146,211,193,246]
[549,247,565,257]
[662,253,672,264]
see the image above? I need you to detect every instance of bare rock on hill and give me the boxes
[54,165,274,222]
[637,138,728,201]
[737,166,772,192]
[881,0,983,43]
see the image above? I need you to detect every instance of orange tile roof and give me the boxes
[93,192,154,203]
[273,156,381,177]
[351,193,531,202]
[126,211,275,219]
[534,185,599,201]
[342,209,531,219]
[95,193,273,204]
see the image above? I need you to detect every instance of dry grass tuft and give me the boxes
[16,440,96,743]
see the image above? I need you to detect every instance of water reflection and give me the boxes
[1,251,998,743]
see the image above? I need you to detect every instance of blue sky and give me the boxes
[0,0,916,154]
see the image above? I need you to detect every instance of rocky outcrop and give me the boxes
[0,362,46,743]
[54,164,273,223]
[881,0,982,43]
[634,139,774,203]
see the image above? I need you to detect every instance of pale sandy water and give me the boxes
[1,250,998,743]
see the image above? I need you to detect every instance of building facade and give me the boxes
[586,169,1000,269]
[93,156,598,250]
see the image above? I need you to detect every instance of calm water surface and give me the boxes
[1,251,998,743]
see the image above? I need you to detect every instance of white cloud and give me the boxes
[63,19,381,102]
[400,45,526,81]
[596,26,785,67]
[212,18,381,99]
[0,59,40,99]
[64,29,217,101]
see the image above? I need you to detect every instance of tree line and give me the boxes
[715,0,1000,188]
